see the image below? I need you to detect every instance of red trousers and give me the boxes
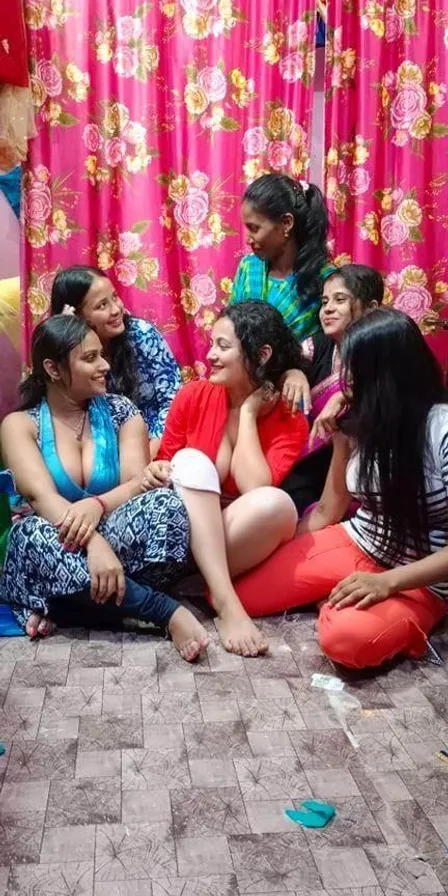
[234,525,446,669]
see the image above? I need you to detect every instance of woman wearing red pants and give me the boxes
[234,307,448,669]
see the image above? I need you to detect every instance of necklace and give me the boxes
[53,410,87,442]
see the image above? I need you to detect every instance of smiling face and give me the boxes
[241,200,293,262]
[206,317,251,389]
[319,275,365,342]
[80,276,125,342]
[52,330,110,401]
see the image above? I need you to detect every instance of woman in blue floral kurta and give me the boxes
[50,265,181,439]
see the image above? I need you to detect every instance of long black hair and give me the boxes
[50,265,138,401]
[341,307,446,565]
[243,174,329,299]
[19,315,93,410]
[219,301,307,390]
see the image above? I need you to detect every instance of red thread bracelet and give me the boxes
[92,495,107,517]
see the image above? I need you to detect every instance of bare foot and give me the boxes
[25,613,56,639]
[217,609,268,657]
[168,606,209,662]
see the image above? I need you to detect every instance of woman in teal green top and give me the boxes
[230,174,336,411]
[231,173,333,335]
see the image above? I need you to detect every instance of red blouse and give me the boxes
[158,380,309,497]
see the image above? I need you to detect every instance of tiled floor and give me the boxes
[0,605,446,896]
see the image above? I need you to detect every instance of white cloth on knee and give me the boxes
[170,448,221,495]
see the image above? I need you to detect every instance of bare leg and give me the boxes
[175,484,269,657]
[222,487,298,578]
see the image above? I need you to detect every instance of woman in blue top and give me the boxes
[50,265,181,447]
[230,174,335,412]
[0,316,208,661]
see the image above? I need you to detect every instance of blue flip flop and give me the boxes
[285,800,336,828]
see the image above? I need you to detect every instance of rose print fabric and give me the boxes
[22,0,318,370]
[324,0,448,366]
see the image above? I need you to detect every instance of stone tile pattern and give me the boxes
[0,611,446,896]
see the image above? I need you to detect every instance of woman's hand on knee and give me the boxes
[328,571,393,610]
[141,460,172,491]
[87,535,126,605]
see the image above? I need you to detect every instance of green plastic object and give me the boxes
[285,800,336,828]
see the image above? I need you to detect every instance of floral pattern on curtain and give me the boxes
[22,0,318,374]
[324,0,448,368]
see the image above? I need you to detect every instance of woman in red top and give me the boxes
[142,302,309,657]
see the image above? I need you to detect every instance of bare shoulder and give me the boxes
[1,411,37,440]
[119,412,147,436]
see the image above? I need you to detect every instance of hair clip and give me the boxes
[62,304,76,316]
[299,180,310,193]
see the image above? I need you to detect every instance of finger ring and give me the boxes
[80,524,88,530]
[66,517,73,524]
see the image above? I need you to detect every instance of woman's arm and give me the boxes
[309,391,346,447]
[92,414,150,514]
[385,550,448,594]
[47,413,150,547]
[1,413,72,525]
[297,431,352,534]
[329,546,448,611]
[135,322,182,438]
[231,393,273,493]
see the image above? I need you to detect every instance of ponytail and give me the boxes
[18,372,48,411]
[292,182,329,299]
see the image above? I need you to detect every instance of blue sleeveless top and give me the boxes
[27,394,139,502]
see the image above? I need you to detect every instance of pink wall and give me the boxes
[0,191,19,281]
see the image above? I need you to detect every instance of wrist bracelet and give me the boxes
[92,495,107,517]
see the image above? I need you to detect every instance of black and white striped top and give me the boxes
[343,404,448,601]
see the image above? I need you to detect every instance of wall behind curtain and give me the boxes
[22,0,318,372]
[324,0,448,369]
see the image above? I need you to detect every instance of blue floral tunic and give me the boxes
[109,317,182,438]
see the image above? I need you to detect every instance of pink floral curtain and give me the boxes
[22,0,318,373]
[324,0,448,369]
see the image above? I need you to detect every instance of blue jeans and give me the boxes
[49,576,180,630]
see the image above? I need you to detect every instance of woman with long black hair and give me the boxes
[231,308,448,669]
[0,316,208,660]
[231,173,333,338]
[51,265,181,447]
